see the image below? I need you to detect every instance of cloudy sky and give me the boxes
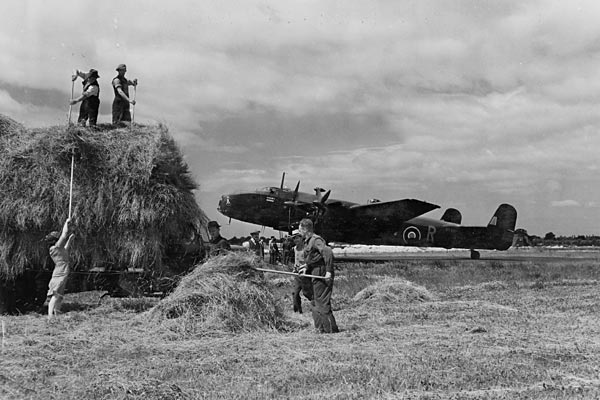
[1,0,599,237]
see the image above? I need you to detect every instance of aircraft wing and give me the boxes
[349,199,440,221]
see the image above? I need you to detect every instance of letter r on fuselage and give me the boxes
[427,225,436,243]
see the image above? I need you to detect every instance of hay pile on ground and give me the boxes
[145,253,289,334]
[0,114,206,279]
[353,277,436,305]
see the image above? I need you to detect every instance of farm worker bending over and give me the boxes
[298,218,339,333]
[45,218,75,321]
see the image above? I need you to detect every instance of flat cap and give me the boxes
[87,68,100,79]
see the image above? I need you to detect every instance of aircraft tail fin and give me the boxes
[441,208,461,224]
[487,204,517,232]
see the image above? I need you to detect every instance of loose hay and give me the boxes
[0,114,207,279]
[145,253,290,334]
[353,277,436,305]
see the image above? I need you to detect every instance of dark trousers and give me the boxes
[292,276,313,313]
[112,99,131,124]
[269,250,280,264]
[282,250,290,264]
[78,97,99,126]
[309,265,339,333]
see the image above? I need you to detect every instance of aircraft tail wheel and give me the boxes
[470,250,480,260]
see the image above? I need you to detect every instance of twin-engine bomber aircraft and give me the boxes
[217,173,517,259]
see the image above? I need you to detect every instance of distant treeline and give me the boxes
[529,233,600,247]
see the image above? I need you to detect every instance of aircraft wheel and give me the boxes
[470,250,480,260]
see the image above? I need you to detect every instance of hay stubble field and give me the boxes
[1,248,600,399]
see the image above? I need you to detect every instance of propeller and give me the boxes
[284,180,301,232]
[284,180,301,206]
[279,176,332,230]
[311,189,331,227]
[293,180,300,201]
[280,172,286,192]
[312,189,330,209]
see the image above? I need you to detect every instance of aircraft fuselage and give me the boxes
[217,187,516,251]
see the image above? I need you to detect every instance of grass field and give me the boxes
[1,250,600,399]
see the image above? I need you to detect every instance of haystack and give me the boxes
[353,277,436,305]
[0,114,207,280]
[145,253,289,333]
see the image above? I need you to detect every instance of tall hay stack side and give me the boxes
[0,114,208,313]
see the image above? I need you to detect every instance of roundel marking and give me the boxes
[402,226,421,243]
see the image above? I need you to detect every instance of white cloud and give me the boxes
[551,200,581,207]
[1,0,600,235]
[0,90,23,114]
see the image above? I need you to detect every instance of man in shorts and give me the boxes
[46,218,75,321]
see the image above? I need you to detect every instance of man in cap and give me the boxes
[248,230,264,259]
[71,68,100,126]
[206,220,230,256]
[112,63,138,126]
[291,229,313,313]
[298,218,338,333]
[45,218,75,321]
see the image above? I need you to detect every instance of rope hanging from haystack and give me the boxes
[67,72,77,218]
[67,72,75,219]
[68,149,75,219]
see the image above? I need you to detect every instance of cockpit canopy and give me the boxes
[257,186,291,194]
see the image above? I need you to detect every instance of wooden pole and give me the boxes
[254,267,326,280]
[130,85,137,131]
[68,74,75,125]
[68,150,74,219]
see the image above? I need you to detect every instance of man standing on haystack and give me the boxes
[248,231,264,259]
[298,218,339,333]
[112,63,138,126]
[45,218,75,321]
[70,68,100,126]
[207,220,231,256]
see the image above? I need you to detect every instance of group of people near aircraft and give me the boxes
[205,219,338,334]
[46,205,337,334]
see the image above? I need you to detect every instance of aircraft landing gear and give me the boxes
[470,249,480,260]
